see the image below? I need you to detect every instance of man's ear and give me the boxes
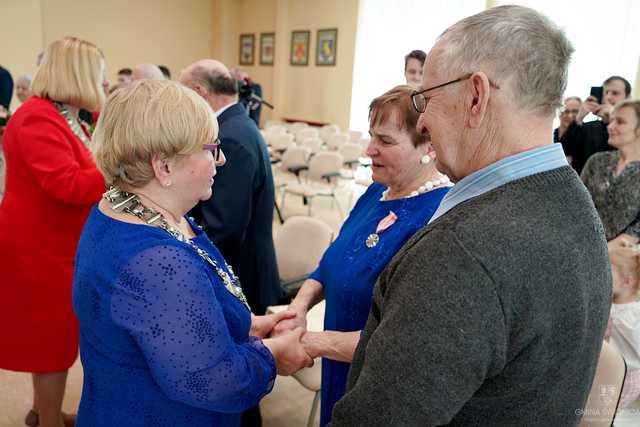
[467,72,491,128]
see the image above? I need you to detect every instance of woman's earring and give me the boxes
[165,181,172,187]
[420,155,431,165]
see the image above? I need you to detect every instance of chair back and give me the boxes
[279,146,309,172]
[288,122,309,134]
[320,124,341,142]
[296,127,319,142]
[308,151,343,183]
[273,216,333,283]
[265,120,284,130]
[270,133,295,151]
[339,142,364,164]
[326,133,349,150]
[264,125,287,139]
[579,341,626,427]
[348,130,363,143]
[300,137,324,154]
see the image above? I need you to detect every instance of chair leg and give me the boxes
[307,390,320,427]
[333,194,343,218]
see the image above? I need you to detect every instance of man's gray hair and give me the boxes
[190,66,238,96]
[437,5,574,116]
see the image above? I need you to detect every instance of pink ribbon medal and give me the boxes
[365,210,398,248]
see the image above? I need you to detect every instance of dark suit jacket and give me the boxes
[0,66,13,110]
[193,103,281,314]
[560,120,613,174]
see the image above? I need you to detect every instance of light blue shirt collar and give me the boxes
[429,143,568,224]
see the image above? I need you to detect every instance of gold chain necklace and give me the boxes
[53,101,91,147]
[103,187,251,310]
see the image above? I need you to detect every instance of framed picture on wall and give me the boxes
[260,33,275,65]
[290,30,310,66]
[316,28,338,66]
[239,34,255,65]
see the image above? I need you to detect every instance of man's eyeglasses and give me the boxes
[411,74,472,113]
[203,138,222,161]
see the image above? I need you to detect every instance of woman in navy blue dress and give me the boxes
[273,85,450,425]
[72,80,312,427]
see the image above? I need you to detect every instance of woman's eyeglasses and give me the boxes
[203,138,222,161]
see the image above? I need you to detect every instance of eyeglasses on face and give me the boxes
[411,73,500,113]
[411,73,473,113]
[203,138,222,161]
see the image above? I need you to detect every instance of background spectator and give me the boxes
[0,36,106,427]
[561,75,632,173]
[14,74,33,105]
[131,63,165,81]
[403,49,426,88]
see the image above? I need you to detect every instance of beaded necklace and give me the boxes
[53,101,91,147]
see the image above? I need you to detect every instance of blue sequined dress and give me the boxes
[309,183,448,426]
[72,206,276,427]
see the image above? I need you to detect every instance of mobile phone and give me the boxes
[590,86,603,104]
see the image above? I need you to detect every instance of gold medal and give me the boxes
[365,233,380,248]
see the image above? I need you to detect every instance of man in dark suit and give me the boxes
[179,59,282,427]
[179,59,281,315]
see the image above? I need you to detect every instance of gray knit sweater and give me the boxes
[329,166,611,427]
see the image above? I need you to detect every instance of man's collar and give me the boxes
[214,101,238,118]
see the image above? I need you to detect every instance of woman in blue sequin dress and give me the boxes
[273,85,450,426]
[72,80,312,427]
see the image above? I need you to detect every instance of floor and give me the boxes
[2,166,639,426]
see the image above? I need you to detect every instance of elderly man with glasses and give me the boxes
[328,6,611,427]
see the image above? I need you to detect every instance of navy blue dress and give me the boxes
[72,206,276,427]
[309,183,448,426]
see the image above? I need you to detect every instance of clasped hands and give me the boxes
[251,309,324,376]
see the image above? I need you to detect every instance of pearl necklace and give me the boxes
[380,175,452,201]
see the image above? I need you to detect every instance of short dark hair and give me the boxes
[404,50,426,71]
[158,65,171,79]
[191,66,238,96]
[117,68,132,76]
[603,75,632,97]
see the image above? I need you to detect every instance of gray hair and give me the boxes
[437,5,574,116]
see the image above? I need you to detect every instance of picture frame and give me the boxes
[290,30,310,66]
[260,32,275,65]
[239,34,255,65]
[316,28,338,66]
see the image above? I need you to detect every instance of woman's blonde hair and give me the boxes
[31,36,106,111]
[612,99,640,132]
[93,79,218,187]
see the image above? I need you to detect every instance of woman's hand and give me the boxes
[271,308,307,337]
[250,310,297,338]
[608,234,639,252]
[263,327,314,375]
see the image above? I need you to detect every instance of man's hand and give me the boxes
[263,327,314,375]
[271,307,307,337]
[595,103,613,123]
[250,310,296,338]
[577,97,600,125]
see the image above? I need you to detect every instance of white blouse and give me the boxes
[609,301,640,371]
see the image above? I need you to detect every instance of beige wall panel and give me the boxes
[223,0,358,129]
[39,0,214,84]
[280,0,358,129]
[0,0,44,110]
